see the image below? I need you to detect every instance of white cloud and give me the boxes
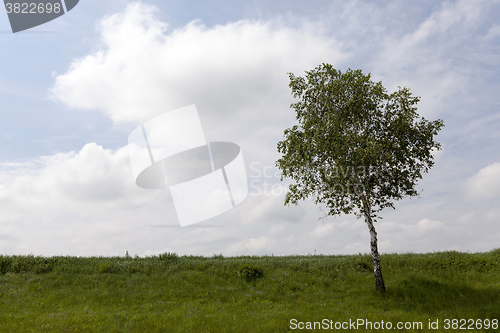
[376,218,449,253]
[369,0,499,118]
[0,143,174,255]
[463,162,500,201]
[484,23,500,39]
[417,218,444,230]
[244,236,271,252]
[0,143,132,205]
[0,140,497,256]
[411,0,482,39]
[312,223,336,238]
[50,2,345,126]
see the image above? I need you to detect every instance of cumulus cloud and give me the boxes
[0,141,332,256]
[0,143,137,205]
[463,162,500,201]
[50,2,344,126]
[0,139,497,256]
[0,143,175,255]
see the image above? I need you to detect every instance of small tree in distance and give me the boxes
[276,64,444,292]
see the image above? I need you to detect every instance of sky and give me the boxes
[0,0,499,257]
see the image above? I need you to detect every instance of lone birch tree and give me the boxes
[276,64,444,292]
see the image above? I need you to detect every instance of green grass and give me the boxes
[0,250,499,332]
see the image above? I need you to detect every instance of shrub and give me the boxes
[238,264,264,282]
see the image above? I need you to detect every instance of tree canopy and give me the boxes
[277,64,444,220]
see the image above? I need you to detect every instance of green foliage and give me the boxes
[277,64,444,220]
[157,252,179,262]
[237,264,264,282]
[355,254,372,272]
[0,255,57,274]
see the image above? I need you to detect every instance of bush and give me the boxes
[238,264,264,282]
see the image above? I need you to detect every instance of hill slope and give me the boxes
[0,250,499,332]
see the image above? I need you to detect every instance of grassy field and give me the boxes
[0,250,499,332]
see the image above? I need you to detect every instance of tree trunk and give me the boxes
[365,214,386,293]
[353,174,386,292]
